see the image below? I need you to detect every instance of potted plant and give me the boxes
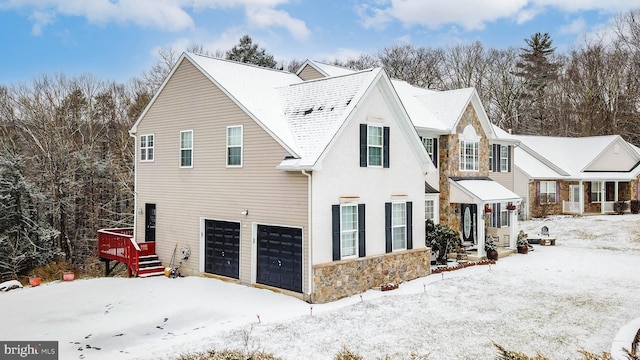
[506,203,517,211]
[485,235,498,260]
[484,205,492,213]
[517,230,529,254]
[29,276,41,287]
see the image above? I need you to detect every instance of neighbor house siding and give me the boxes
[134,59,308,291]
[297,65,325,81]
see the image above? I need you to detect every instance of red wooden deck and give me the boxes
[98,228,160,277]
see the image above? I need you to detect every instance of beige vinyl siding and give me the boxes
[135,59,308,291]
[297,65,325,81]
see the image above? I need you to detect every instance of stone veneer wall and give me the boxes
[311,248,431,303]
[438,103,490,229]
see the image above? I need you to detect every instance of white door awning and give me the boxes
[449,178,521,204]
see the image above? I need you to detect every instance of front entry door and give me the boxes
[569,185,581,213]
[461,204,476,244]
[145,203,156,242]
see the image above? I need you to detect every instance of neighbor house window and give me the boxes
[140,134,154,161]
[425,199,435,221]
[421,137,438,168]
[489,145,493,171]
[591,182,602,203]
[539,181,557,204]
[460,140,479,171]
[180,130,193,168]
[368,124,383,167]
[227,125,243,167]
[340,205,358,258]
[500,145,509,172]
[392,203,407,251]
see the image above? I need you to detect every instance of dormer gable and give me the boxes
[584,136,640,172]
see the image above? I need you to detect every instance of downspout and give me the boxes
[301,170,312,302]
[129,131,138,243]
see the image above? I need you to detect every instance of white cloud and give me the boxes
[245,6,310,40]
[2,0,309,40]
[559,17,587,35]
[356,0,638,31]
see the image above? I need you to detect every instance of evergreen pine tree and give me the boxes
[225,35,277,68]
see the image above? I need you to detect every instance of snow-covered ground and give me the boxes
[2,215,640,359]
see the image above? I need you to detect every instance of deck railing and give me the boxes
[98,228,155,276]
[562,200,631,214]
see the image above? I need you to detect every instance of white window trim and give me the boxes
[459,139,479,172]
[226,125,243,168]
[540,181,557,204]
[422,137,434,161]
[591,181,603,203]
[140,134,154,162]
[367,123,383,167]
[500,204,510,227]
[500,146,509,172]
[392,202,407,251]
[180,130,193,168]
[340,204,358,259]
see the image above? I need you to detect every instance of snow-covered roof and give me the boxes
[185,53,304,156]
[277,69,382,168]
[511,132,640,180]
[414,88,476,131]
[302,60,358,77]
[449,178,521,204]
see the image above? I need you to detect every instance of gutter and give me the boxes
[301,170,312,301]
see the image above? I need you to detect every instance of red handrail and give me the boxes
[98,228,156,277]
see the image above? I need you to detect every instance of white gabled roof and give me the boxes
[185,53,304,156]
[511,133,640,180]
[299,60,358,77]
[450,178,521,204]
[277,69,381,168]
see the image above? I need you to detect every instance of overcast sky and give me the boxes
[0,0,636,84]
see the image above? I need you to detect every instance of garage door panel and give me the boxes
[256,225,302,293]
[205,220,240,279]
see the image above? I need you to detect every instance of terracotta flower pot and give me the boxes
[29,277,41,287]
[517,245,529,254]
[63,273,75,281]
[487,250,499,261]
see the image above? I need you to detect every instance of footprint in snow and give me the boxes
[84,334,92,339]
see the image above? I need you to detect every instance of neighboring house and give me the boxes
[494,125,640,219]
[119,53,435,304]
[298,61,522,255]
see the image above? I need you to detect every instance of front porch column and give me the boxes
[615,181,619,202]
[477,206,486,258]
[601,181,606,214]
[509,209,518,249]
[579,180,584,215]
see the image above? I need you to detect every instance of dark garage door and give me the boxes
[256,225,302,293]
[204,220,240,279]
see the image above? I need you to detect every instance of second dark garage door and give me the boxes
[204,219,240,279]
[256,224,302,293]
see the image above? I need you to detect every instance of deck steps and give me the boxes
[136,255,164,278]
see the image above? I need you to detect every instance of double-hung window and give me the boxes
[180,130,193,168]
[460,140,479,171]
[140,134,154,161]
[539,181,557,204]
[591,182,602,203]
[368,124,383,167]
[227,125,242,167]
[500,145,509,172]
[425,199,435,221]
[332,203,365,260]
[340,205,358,258]
[392,203,407,251]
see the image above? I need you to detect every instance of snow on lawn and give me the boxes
[2,215,640,359]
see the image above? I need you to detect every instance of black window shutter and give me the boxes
[358,204,366,257]
[494,144,500,172]
[507,145,512,172]
[383,126,390,168]
[432,138,438,168]
[360,124,367,167]
[332,205,340,261]
[385,202,392,253]
[496,203,502,228]
[491,204,497,227]
[406,202,413,250]
[587,182,592,203]
[556,181,561,204]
